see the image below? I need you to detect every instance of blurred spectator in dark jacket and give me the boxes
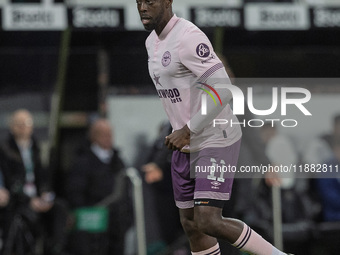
[142,121,185,249]
[66,118,132,255]
[322,114,340,149]
[0,109,68,255]
[0,167,9,208]
[316,138,340,222]
[303,114,340,165]
[0,165,10,251]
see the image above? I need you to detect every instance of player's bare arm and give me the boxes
[165,124,190,150]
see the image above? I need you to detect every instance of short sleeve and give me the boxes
[179,26,223,80]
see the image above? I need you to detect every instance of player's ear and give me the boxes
[166,0,173,8]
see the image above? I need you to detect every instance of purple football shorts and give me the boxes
[172,139,241,209]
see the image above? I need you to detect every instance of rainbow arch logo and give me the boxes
[197,82,222,106]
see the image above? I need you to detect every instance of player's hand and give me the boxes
[0,187,9,207]
[165,125,190,151]
[142,162,164,184]
[30,196,53,213]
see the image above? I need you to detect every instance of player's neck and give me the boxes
[155,12,174,36]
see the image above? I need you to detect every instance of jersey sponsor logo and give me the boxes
[73,7,122,28]
[196,43,210,58]
[161,51,171,67]
[314,8,340,28]
[3,5,67,31]
[157,88,183,104]
[201,53,216,64]
[191,8,241,28]
[245,4,310,30]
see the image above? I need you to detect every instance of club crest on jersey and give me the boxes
[196,43,210,58]
[162,51,171,67]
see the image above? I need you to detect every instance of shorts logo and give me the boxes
[211,181,221,187]
[211,181,221,189]
[195,201,209,205]
[162,51,171,67]
[196,43,210,58]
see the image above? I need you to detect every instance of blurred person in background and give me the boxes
[142,121,187,253]
[316,138,340,222]
[321,114,340,152]
[65,118,132,255]
[0,109,68,255]
[303,114,340,165]
[260,123,298,189]
[0,167,9,208]
[0,166,10,252]
[312,138,340,255]
[259,123,318,255]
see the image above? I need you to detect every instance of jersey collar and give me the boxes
[158,14,180,40]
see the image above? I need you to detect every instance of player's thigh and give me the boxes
[179,208,195,231]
